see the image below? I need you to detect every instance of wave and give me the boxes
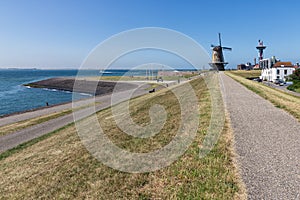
[99,71,112,74]
[43,88,58,92]
[79,92,93,96]
[0,85,25,98]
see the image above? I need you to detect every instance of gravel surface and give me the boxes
[220,72,300,199]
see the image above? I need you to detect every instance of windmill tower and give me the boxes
[209,33,232,71]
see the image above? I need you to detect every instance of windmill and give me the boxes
[209,33,232,71]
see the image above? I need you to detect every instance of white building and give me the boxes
[260,56,295,82]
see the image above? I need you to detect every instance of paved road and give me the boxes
[0,83,150,153]
[220,72,300,199]
[0,81,158,127]
[262,81,300,97]
[0,79,181,127]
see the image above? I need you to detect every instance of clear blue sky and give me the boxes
[0,0,300,69]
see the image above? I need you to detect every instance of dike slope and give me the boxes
[25,77,136,96]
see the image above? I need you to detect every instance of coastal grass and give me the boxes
[0,76,243,199]
[85,76,152,81]
[0,102,100,137]
[85,75,197,82]
[0,123,74,161]
[144,83,161,90]
[228,70,261,79]
[226,71,300,121]
[0,110,72,137]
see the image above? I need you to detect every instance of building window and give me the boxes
[284,69,287,75]
[277,69,280,75]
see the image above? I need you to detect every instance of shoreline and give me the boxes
[0,79,152,153]
[0,101,72,119]
[0,78,157,126]
[1,75,187,119]
[1,77,137,119]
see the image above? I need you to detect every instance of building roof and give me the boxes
[273,62,293,67]
[253,64,260,69]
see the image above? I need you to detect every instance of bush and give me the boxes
[289,68,300,81]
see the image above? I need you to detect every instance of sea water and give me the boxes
[0,69,135,116]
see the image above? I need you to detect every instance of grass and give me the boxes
[0,123,74,161]
[226,71,300,121]
[85,75,198,82]
[0,102,100,137]
[85,75,179,81]
[228,70,261,79]
[88,76,148,81]
[0,110,72,136]
[183,73,199,79]
[0,76,244,199]
[144,83,161,90]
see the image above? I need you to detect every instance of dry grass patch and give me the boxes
[229,70,261,79]
[223,112,247,200]
[226,72,300,121]
[0,76,242,199]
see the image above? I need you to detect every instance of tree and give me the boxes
[289,68,300,80]
[295,68,300,79]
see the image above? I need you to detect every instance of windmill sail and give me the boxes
[209,33,232,71]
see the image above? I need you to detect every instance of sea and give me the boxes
[0,68,198,117]
[0,69,145,117]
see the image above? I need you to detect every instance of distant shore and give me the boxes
[24,77,137,96]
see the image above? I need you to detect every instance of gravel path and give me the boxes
[220,72,300,199]
[0,82,150,153]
